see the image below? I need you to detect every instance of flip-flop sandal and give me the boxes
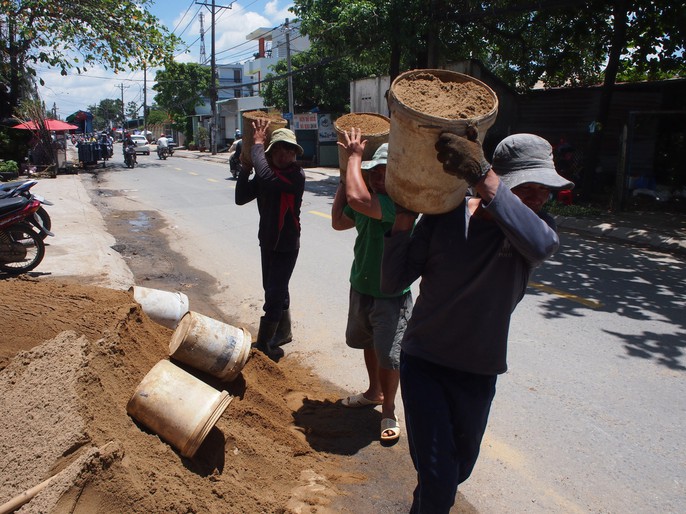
[380,417,400,442]
[341,393,382,408]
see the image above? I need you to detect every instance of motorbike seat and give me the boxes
[0,196,28,215]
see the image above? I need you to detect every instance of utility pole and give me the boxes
[285,18,294,117]
[143,64,147,140]
[210,0,217,154]
[196,1,234,155]
[118,83,129,135]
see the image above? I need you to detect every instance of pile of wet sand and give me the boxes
[0,277,376,513]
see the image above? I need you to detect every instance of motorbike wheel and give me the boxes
[34,206,52,240]
[0,222,45,275]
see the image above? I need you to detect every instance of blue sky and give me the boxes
[37,1,295,118]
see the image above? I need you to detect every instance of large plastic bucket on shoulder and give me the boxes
[169,311,252,382]
[386,69,499,214]
[240,110,288,169]
[126,360,233,458]
[334,113,390,181]
[129,286,189,329]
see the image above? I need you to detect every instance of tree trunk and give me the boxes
[581,0,628,203]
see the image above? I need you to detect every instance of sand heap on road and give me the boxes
[0,277,359,513]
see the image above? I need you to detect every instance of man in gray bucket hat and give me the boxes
[381,130,573,513]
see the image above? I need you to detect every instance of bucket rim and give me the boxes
[334,112,391,137]
[169,311,194,355]
[182,390,233,457]
[389,68,498,122]
[242,110,287,123]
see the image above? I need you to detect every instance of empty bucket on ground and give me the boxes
[386,69,498,214]
[169,311,252,382]
[126,360,233,458]
[129,285,189,330]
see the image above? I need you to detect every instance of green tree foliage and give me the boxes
[146,108,168,126]
[0,0,178,118]
[87,98,123,131]
[261,45,385,113]
[293,0,684,196]
[153,62,211,139]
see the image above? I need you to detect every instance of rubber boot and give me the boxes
[270,309,293,347]
[252,317,283,361]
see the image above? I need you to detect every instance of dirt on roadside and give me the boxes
[0,174,479,513]
[0,277,393,513]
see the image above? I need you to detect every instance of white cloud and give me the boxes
[36,1,295,118]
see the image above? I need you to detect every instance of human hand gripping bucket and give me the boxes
[240,110,288,169]
[334,113,390,183]
[386,69,499,214]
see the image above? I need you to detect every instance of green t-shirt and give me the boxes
[344,194,409,298]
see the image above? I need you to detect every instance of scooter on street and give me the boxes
[124,144,137,168]
[0,196,51,275]
[0,179,53,239]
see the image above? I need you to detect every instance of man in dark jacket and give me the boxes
[382,132,574,513]
[235,119,305,360]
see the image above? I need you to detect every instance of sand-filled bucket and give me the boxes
[240,110,288,168]
[126,360,233,458]
[169,311,252,382]
[129,286,189,330]
[334,113,390,182]
[386,69,498,214]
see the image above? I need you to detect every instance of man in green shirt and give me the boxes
[332,132,413,442]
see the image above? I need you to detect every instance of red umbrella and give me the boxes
[13,119,79,132]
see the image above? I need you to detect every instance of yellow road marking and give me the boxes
[309,210,331,219]
[207,178,218,183]
[529,282,602,309]
[189,171,199,176]
[174,167,183,171]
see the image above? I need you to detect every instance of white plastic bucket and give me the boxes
[126,360,233,458]
[169,311,252,382]
[129,286,189,329]
[386,69,499,214]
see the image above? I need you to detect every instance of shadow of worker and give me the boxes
[292,398,381,455]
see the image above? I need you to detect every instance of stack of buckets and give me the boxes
[385,69,499,214]
[126,286,252,458]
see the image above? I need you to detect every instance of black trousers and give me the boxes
[260,247,299,322]
[401,352,497,514]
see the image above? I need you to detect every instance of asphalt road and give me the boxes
[67,154,686,513]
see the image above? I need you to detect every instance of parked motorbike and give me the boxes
[157,146,170,160]
[0,179,53,239]
[0,196,48,275]
[124,144,137,168]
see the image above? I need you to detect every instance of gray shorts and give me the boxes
[345,288,413,370]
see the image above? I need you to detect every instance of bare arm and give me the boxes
[339,128,383,219]
[331,182,355,230]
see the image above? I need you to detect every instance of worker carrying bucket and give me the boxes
[385,69,499,214]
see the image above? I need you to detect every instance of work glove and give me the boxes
[435,126,491,186]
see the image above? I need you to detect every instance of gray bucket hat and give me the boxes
[492,134,574,190]
[361,143,388,170]
[265,128,304,155]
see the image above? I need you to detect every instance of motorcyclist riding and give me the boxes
[157,133,169,159]
[123,133,137,167]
